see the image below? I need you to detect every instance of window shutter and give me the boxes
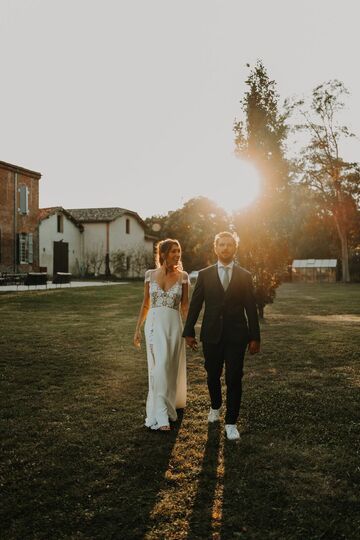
[28,233,33,263]
[19,185,29,214]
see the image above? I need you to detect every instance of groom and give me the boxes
[183,231,260,441]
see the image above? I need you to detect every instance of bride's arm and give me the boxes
[180,276,189,320]
[133,282,150,348]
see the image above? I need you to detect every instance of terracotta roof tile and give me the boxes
[66,207,144,225]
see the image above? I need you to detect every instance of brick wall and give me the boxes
[0,162,41,272]
[0,168,14,270]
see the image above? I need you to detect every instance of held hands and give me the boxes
[185,336,198,351]
[185,337,258,354]
[248,340,260,355]
[133,329,142,349]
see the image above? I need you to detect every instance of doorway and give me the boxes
[53,241,69,274]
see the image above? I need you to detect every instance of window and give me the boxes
[18,233,33,264]
[19,234,26,263]
[18,185,29,214]
[126,218,130,234]
[57,214,64,233]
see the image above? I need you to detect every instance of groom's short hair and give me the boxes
[214,231,239,248]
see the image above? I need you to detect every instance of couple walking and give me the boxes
[133,231,260,440]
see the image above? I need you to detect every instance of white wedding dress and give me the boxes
[144,269,188,429]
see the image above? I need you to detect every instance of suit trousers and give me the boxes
[202,339,247,424]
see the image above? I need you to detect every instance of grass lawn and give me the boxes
[1,282,359,540]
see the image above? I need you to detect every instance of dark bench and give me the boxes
[0,273,26,286]
[52,272,72,285]
[24,273,48,287]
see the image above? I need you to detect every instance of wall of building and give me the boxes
[110,215,146,251]
[79,215,153,277]
[0,164,40,272]
[292,267,337,283]
[81,222,107,275]
[39,213,83,276]
[145,237,156,255]
[0,168,15,270]
[109,215,153,277]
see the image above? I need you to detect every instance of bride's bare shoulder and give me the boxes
[144,268,157,281]
[181,270,190,283]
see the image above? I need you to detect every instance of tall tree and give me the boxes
[234,60,290,226]
[233,211,287,318]
[233,61,291,316]
[291,80,360,282]
[288,184,341,260]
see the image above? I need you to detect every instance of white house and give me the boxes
[67,207,155,277]
[39,206,156,277]
[38,207,84,276]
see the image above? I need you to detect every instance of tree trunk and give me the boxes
[340,232,350,282]
[334,214,350,282]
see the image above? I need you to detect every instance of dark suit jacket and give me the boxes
[183,263,260,345]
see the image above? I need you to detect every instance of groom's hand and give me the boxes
[185,336,198,351]
[248,340,260,355]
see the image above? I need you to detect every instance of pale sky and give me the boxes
[1,0,359,218]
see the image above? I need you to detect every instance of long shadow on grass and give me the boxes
[1,403,184,539]
[186,423,221,540]
[86,409,185,539]
[218,384,360,539]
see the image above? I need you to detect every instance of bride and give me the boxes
[133,239,189,431]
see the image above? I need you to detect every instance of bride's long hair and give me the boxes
[155,239,183,271]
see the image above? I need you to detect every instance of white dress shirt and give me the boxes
[217,260,234,287]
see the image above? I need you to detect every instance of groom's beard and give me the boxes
[217,255,234,265]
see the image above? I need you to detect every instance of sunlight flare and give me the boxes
[201,158,261,214]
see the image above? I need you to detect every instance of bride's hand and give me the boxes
[133,330,141,349]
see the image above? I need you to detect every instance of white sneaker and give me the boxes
[208,407,220,423]
[225,424,240,440]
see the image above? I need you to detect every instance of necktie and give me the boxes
[222,266,230,291]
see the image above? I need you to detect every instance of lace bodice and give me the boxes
[145,269,189,310]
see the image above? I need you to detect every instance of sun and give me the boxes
[203,157,261,214]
